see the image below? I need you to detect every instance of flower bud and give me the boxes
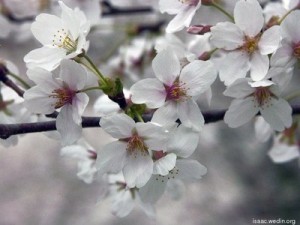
[187,25,212,35]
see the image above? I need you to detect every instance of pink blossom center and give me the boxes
[293,42,300,59]
[253,87,273,107]
[49,86,76,109]
[241,36,260,54]
[165,80,187,101]
[126,134,148,156]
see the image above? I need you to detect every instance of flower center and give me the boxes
[293,43,300,59]
[52,28,77,53]
[242,36,260,54]
[126,134,148,157]
[252,87,273,108]
[49,86,76,109]
[165,80,187,101]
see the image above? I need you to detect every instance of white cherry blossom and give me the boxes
[271,11,300,68]
[107,173,155,218]
[130,48,217,132]
[211,0,281,85]
[138,124,202,203]
[159,0,201,33]
[95,113,168,188]
[268,131,300,164]
[139,159,207,204]
[60,139,97,183]
[24,59,90,145]
[224,78,292,131]
[24,1,90,71]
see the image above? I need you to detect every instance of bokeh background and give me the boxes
[0,0,300,225]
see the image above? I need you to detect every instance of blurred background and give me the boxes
[0,0,300,225]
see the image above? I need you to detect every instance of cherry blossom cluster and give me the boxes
[0,0,300,218]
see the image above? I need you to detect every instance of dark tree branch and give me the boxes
[2,105,300,140]
[102,1,153,16]
[0,65,25,97]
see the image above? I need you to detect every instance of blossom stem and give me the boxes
[278,8,295,24]
[136,113,144,123]
[7,72,31,89]
[210,1,234,22]
[131,108,144,122]
[79,86,101,93]
[81,55,108,86]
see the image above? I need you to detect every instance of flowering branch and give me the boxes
[1,105,300,140]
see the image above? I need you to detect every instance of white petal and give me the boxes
[260,98,292,131]
[111,190,135,218]
[177,99,204,132]
[153,153,177,176]
[167,125,199,158]
[100,113,135,139]
[56,104,82,146]
[31,13,64,46]
[60,59,87,90]
[166,4,200,33]
[72,93,89,123]
[152,49,180,85]
[234,0,264,37]
[223,78,254,98]
[270,40,295,67]
[24,87,56,114]
[217,51,250,86]
[60,144,89,160]
[130,78,166,108]
[250,52,269,81]
[151,101,178,126]
[59,1,82,40]
[136,122,167,150]
[123,152,153,188]
[281,10,300,42]
[210,22,244,50]
[176,159,207,181]
[259,26,281,55]
[254,116,273,142]
[224,97,259,128]
[93,95,120,116]
[27,68,53,84]
[24,47,66,71]
[180,60,217,96]
[95,141,127,174]
[138,175,167,204]
[268,143,300,163]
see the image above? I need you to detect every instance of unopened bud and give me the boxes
[198,51,211,61]
[187,25,212,35]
